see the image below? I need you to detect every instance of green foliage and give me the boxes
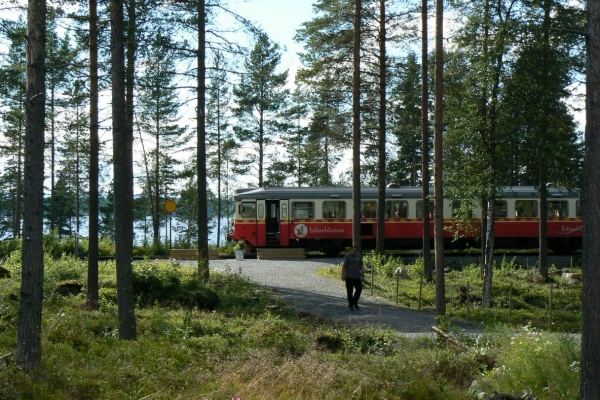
[42,230,90,258]
[217,241,244,256]
[470,326,580,399]
[0,238,21,259]
[320,255,581,332]
[97,236,116,256]
[233,30,290,185]
[363,250,400,277]
[132,260,219,309]
[0,253,583,399]
[1,249,22,274]
[0,280,19,335]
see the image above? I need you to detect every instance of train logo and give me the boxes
[295,224,308,238]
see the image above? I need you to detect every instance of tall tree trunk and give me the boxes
[126,0,139,240]
[197,0,209,279]
[538,0,551,280]
[434,0,445,316]
[16,0,46,372]
[111,0,136,340]
[480,196,487,276]
[86,0,100,309]
[14,122,23,238]
[376,0,386,255]
[154,124,160,246]
[352,0,362,249]
[581,0,600,395]
[50,85,56,233]
[259,109,264,187]
[539,169,549,279]
[482,193,496,308]
[421,0,432,281]
[216,83,222,248]
[75,118,81,256]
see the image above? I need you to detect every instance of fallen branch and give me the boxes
[430,326,467,350]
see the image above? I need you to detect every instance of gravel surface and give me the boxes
[200,257,484,337]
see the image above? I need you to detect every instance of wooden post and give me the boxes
[548,283,553,331]
[508,282,513,325]
[418,273,423,310]
[396,270,400,305]
[570,257,573,272]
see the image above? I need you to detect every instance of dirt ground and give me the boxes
[203,257,483,337]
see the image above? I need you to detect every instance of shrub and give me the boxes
[98,236,116,256]
[132,260,219,309]
[45,254,86,282]
[470,326,580,399]
[0,238,21,259]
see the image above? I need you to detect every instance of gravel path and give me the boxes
[203,257,483,337]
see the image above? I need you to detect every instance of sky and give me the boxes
[228,0,317,85]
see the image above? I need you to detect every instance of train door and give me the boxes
[265,200,280,247]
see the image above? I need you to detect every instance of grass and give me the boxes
[0,251,582,399]
[319,252,582,333]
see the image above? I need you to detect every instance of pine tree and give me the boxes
[137,30,190,249]
[389,52,424,186]
[206,50,236,247]
[581,0,600,394]
[0,18,27,239]
[501,0,583,274]
[16,0,46,372]
[233,31,289,187]
[111,0,137,341]
[46,7,78,233]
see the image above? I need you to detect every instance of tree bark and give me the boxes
[86,0,100,309]
[434,0,445,316]
[421,0,432,281]
[111,0,137,340]
[16,0,46,372]
[14,124,23,238]
[376,0,386,255]
[197,0,209,279]
[538,0,551,280]
[352,0,362,249]
[580,0,600,396]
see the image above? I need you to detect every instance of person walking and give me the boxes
[342,245,365,311]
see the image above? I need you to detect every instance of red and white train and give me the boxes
[227,186,583,255]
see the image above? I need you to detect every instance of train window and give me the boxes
[451,200,473,218]
[361,201,377,218]
[576,200,582,217]
[282,203,288,219]
[548,200,568,218]
[386,200,408,218]
[495,201,507,218]
[241,202,256,219]
[258,204,265,219]
[292,202,314,219]
[515,200,538,218]
[323,201,346,219]
[416,200,434,218]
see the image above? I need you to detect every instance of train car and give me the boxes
[226,186,582,255]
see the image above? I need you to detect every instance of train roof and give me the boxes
[233,186,580,201]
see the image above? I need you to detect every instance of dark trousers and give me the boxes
[345,278,362,306]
